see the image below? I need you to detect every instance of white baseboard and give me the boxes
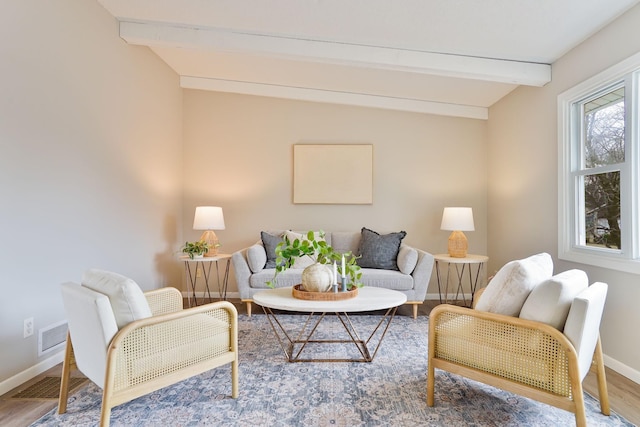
[0,351,65,396]
[425,292,473,302]
[181,291,240,300]
[604,354,640,385]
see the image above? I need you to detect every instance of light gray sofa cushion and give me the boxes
[330,231,361,254]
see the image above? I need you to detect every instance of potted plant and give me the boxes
[181,240,212,259]
[267,231,363,291]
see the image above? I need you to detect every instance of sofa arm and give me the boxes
[232,248,254,300]
[410,248,435,301]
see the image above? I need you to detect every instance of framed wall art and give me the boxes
[293,144,373,204]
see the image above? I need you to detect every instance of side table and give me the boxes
[181,254,232,306]
[434,254,488,307]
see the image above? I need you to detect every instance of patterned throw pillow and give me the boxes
[357,227,407,270]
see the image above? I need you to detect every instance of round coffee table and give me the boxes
[253,286,407,362]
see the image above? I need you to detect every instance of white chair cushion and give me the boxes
[519,269,589,330]
[563,282,608,381]
[60,282,118,388]
[475,253,553,317]
[247,243,267,273]
[82,269,152,329]
[397,245,418,275]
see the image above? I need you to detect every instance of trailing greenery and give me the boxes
[267,230,362,289]
[181,240,211,259]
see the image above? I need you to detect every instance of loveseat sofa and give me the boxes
[232,229,435,318]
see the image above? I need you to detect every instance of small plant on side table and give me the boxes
[181,240,211,259]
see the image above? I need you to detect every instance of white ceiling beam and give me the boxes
[180,76,488,120]
[121,20,551,87]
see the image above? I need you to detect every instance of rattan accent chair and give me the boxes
[427,283,610,427]
[58,270,238,427]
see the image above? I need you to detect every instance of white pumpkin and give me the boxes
[301,263,333,292]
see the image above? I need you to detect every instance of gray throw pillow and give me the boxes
[261,231,283,268]
[357,227,407,270]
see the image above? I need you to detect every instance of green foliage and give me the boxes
[181,240,211,259]
[266,230,363,289]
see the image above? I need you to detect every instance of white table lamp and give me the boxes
[193,206,225,256]
[441,207,474,258]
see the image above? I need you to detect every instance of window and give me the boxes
[558,52,640,274]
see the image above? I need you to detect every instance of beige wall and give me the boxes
[0,1,183,388]
[488,4,640,379]
[182,90,488,294]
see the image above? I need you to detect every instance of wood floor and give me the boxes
[1,299,639,427]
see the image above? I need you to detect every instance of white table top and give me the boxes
[253,286,407,313]
[434,254,488,264]
[179,253,232,262]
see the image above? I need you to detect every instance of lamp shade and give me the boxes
[193,206,225,230]
[440,207,474,231]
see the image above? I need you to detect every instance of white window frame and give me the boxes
[558,51,640,274]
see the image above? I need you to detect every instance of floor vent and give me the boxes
[11,376,87,400]
[38,320,67,357]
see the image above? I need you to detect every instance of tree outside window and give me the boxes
[581,89,624,250]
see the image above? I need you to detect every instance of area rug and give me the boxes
[32,314,632,426]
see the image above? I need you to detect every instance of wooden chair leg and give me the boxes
[426,321,436,406]
[594,336,610,415]
[100,389,112,427]
[412,303,418,319]
[246,301,252,317]
[231,358,239,398]
[426,362,435,406]
[572,383,587,427]
[57,332,74,414]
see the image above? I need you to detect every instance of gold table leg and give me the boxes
[261,306,399,362]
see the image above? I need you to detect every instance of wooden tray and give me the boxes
[292,284,358,301]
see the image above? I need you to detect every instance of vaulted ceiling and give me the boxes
[97,0,640,119]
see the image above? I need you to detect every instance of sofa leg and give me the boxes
[246,301,252,317]
[407,302,421,319]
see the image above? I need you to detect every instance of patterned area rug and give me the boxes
[32,314,632,426]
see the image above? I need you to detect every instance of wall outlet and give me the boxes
[24,317,34,338]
